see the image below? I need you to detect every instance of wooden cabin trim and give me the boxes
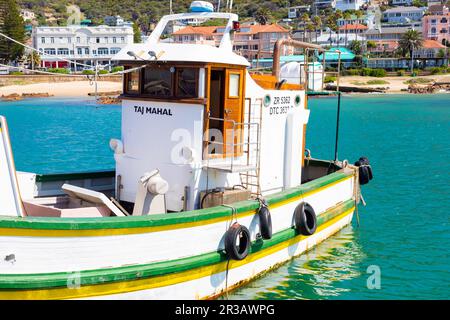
[119,95,207,105]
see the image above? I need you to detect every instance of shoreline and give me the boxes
[1,74,450,98]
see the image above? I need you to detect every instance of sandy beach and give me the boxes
[0,80,122,97]
[338,74,450,93]
[1,74,450,97]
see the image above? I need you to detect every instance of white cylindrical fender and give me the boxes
[146,175,169,195]
[109,139,123,154]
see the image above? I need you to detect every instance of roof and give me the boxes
[365,26,423,34]
[173,23,289,36]
[338,24,368,31]
[428,4,448,14]
[422,39,446,49]
[318,47,355,61]
[383,6,426,13]
[112,42,250,66]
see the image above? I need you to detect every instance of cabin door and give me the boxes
[223,68,244,156]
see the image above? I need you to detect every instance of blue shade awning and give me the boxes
[318,47,355,61]
[252,55,306,64]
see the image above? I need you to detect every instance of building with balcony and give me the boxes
[172,24,290,61]
[32,25,134,70]
[422,5,450,45]
[314,0,336,10]
[382,6,426,24]
[337,14,375,29]
[287,5,311,19]
[335,0,366,11]
[365,25,423,42]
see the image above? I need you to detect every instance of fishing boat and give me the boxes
[0,4,373,300]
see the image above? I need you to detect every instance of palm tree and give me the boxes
[301,13,310,42]
[255,7,271,25]
[306,23,315,43]
[312,16,322,44]
[399,30,423,74]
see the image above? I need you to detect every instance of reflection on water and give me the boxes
[225,225,365,300]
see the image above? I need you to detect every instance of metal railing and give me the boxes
[204,115,260,173]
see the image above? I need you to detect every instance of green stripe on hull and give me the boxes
[0,171,352,230]
[0,200,354,290]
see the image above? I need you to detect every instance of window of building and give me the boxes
[104,37,108,43]
[96,37,100,43]
[98,48,109,55]
[121,37,125,43]
[41,37,45,44]
[57,48,69,55]
[125,68,140,94]
[110,47,121,54]
[77,48,82,55]
[44,48,56,55]
[176,68,198,98]
[143,66,174,97]
[77,37,80,43]
[68,37,71,43]
[113,37,117,43]
[50,37,54,43]
[85,48,89,54]
[93,50,97,55]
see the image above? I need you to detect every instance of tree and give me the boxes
[255,7,271,25]
[27,51,40,69]
[132,22,142,43]
[312,15,322,44]
[0,0,26,63]
[399,30,423,74]
[349,40,362,55]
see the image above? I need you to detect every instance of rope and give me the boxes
[0,63,81,77]
[0,32,93,68]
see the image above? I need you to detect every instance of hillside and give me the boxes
[19,0,312,33]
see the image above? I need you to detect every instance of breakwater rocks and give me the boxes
[96,96,122,104]
[1,92,54,101]
[408,81,450,94]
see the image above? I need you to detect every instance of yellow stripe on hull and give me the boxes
[0,176,352,237]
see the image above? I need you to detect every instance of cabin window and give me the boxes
[176,68,198,98]
[143,66,173,97]
[228,73,240,98]
[125,68,140,94]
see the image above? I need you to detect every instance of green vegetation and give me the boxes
[47,67,70,74]
[82,69,95,75]
[404,78,434,85]
[17,0,296,32]
[399,30,423,74]
[324,75,336,83]
[0,0,25,63]
[111,66,124,73]
[429,66,450,75]
[366,79,389,85]
[9,71,23,75]
[98,69,109,74]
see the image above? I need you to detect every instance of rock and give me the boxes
[21,93,54,98]
[97,96,122,104]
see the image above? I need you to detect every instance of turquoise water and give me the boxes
[0,94,449,299]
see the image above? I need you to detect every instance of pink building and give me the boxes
[422,4,450,46]
[172,24,290,60]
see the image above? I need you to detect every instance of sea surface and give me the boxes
[0,94,448,300]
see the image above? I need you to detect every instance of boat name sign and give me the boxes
[134,105,173,116]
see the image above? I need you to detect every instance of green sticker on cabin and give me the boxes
[263,95,271,107]
[295,95,301,106]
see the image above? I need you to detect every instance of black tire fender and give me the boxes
[258,205,272,239]
[224,223,251,261]
[294,202,317,236]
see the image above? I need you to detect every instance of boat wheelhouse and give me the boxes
[0,8,372,300]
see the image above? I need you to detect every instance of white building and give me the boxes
[20,9,35,21]
[314,0,336,10]
[391,0,413,6]
[287,5,311,19]
[382,6,426,24]
[335,0,366,11]
[104,15,133,27]
[32,25,134,70]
